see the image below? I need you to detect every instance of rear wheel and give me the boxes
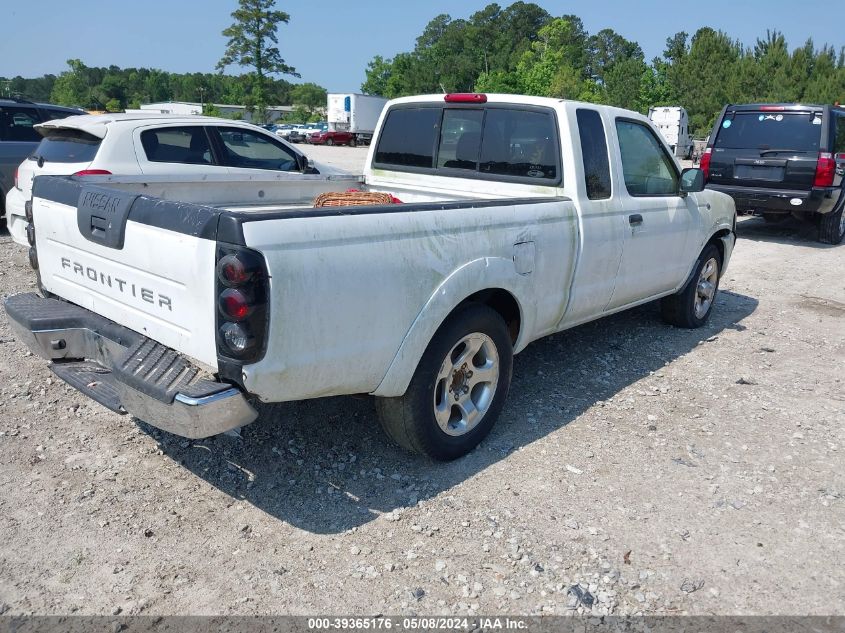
[817,197,845,245]
[326,138,334,146]
[661,244,722,329]
[376,303,513,461]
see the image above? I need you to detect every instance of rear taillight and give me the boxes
[219,288,252,321]
[814,152,835,187]
[700,147,712,182]
[216,254,254,286]
[72,169,112,176]
[215,246,268,364]
[220,322,255,355]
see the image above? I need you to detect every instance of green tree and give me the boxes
[637,59,676,110]
[669,28,742,134]
[290,82,326,119]
[217,0,300,123]
[50,59,93,108]
[604,56,647,110]
[361,55,393,96]
[513,18,592,98]
[587,28,643,83]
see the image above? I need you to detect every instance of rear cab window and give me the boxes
[374,107,440,168]
[374,104,561,185]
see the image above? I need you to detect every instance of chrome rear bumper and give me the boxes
[4,293,256,438]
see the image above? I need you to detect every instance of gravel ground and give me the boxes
[0,148,843,616]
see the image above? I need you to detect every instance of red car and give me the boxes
[308,130,355,146]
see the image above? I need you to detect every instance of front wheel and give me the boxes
[348,136,357,148]
[661,244,722,328]
[326,138,334,146]
[376,303,513,461]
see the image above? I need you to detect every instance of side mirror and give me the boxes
[296,153,308,172]
[679,168,705,196]
[297,154,318,173]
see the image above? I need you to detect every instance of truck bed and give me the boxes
[58,172,540,215]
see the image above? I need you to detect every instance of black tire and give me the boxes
[375,303,513,461]
[326,138,334,146]
[817,196,845,244]
[661,244,722,329]
[348,136,357,148]
[762,213,787,224]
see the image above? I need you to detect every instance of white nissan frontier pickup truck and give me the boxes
[4,94,736,460]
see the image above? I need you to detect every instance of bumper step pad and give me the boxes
[4,292,257,438]
[50,361,125,414]
[115,338,230,404]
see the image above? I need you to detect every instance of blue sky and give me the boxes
[1,0,841,94]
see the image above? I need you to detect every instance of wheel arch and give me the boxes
[675,228,734,295]
[708,228,732,269]
[371,258,530,398]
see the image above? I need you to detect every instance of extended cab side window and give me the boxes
[215,127,298,171]
[576,109,611,199]
[141,127,213,165]
[615,120,679,196]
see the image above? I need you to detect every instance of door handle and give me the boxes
[628,214,643,226]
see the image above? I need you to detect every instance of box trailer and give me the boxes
[326,93,388,146]
[648,106,694,159]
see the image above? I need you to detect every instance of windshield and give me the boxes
[714,112,822,152]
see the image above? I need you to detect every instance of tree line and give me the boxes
[360,2,845,135]
[4,1,844,133]
[1,0,321,123]
[0,59,327,122]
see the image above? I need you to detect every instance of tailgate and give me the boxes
[30,177,219,369]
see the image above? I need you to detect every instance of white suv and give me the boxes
[5,113,340,246]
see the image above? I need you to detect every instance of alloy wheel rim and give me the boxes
[434,333,499,437]
[694,257,719,319]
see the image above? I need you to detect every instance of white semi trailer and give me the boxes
[326,93,388,146]
[648,106,694,159]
